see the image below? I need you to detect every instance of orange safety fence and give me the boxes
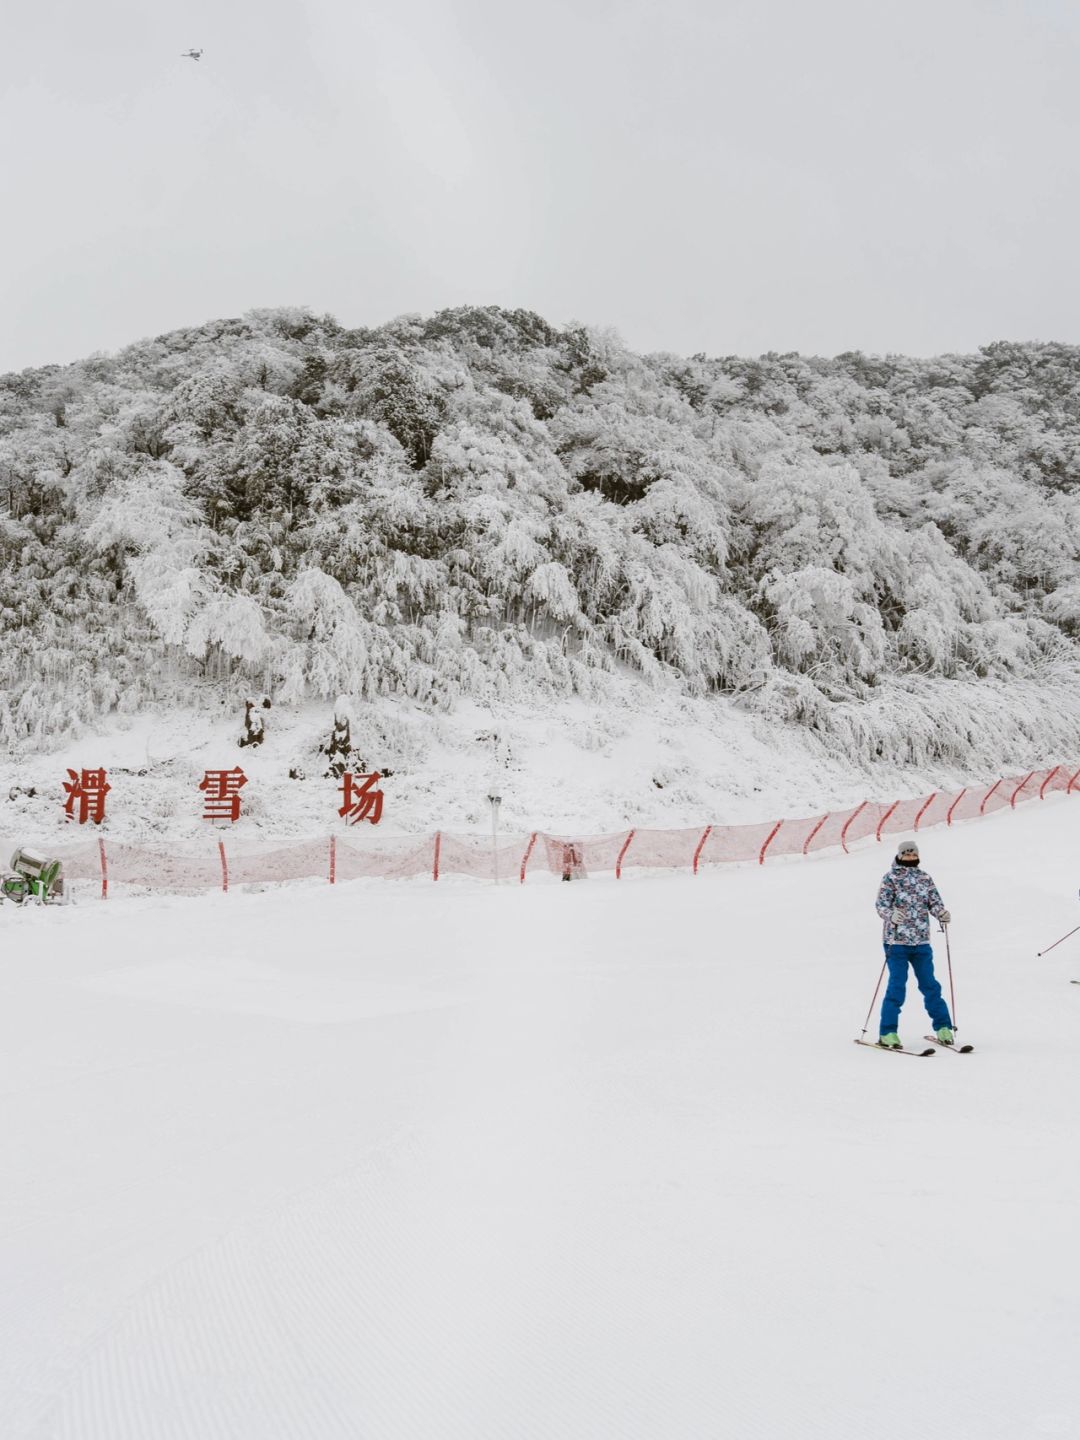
[13,763,1080,899]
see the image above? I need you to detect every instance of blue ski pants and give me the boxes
[880,943,952,1036]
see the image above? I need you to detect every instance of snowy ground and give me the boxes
[2,793,1079,1439]
[0,692,981,846]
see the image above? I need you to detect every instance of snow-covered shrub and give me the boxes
[3,308,1080,767]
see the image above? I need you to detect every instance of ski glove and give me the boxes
[939,910,951,925]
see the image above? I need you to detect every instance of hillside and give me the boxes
[4,307,1080,775]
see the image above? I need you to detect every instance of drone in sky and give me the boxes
[182,48,203,61]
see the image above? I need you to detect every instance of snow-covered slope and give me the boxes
[2,792,1077,1438]
[0,691,1037,854]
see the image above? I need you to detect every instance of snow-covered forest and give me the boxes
[3,305,1080,769]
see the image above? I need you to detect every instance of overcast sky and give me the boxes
[2,0,1079,372]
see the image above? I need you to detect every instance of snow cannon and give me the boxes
[3,847,65,903]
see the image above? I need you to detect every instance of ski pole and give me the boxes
[858,959,888,1040]
[1036,923,1080,957]
[856,916,897,1039]
[943,923,957,1032]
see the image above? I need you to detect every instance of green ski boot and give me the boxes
[935,1027,955,1046]
[879,1033,902,1049]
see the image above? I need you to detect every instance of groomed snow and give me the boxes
[2,794,1078,1438]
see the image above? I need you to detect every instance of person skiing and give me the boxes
[874,839,953,1049]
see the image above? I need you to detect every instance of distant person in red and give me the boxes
[874,839,953,1049]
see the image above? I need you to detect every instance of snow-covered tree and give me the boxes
[4,308,1080,767]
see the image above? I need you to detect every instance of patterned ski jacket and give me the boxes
[875,862,947,945]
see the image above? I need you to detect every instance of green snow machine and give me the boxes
[1,847,65,904]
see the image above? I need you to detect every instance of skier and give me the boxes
[874,839,953,1049]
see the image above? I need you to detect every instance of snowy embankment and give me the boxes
[1,692,984,852]
[2,791,1078,1439]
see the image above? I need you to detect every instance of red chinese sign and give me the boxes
[339,771,384,826]
[63,768,110,824]
[199,767,248,822]
[59,766,393,825]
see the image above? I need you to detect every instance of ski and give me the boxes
[924,1035,974,1053]
[854,1039,935,1057]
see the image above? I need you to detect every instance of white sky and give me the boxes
[2,0,1079,371]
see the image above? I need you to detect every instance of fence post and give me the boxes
[913,793,936,830]
[840,802,868,854]
[759,820,783,864]
[1067,766,1080,794]
[692,825,712,875]
[433,831,442,882]
[219,839,229,893]
[874,801,899,843]
[519,832,538,884]
[1009,771,1036,808]
[979,779,1003,816]
[615,829,636,879]
[1038,766,1061,799]
[329,834,336,884]
[802,813,829,855]
[99,837,108,901]
[946,789,967,825]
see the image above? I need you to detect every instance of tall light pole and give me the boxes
[488,793,502,884]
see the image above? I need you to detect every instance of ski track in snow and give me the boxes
[2,798,1080,1438]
